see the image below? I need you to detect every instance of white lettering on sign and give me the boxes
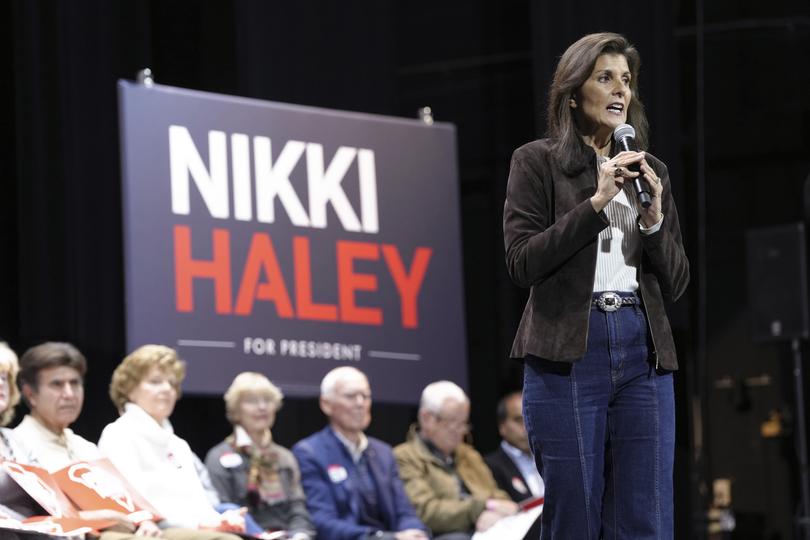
[169,125,379,233]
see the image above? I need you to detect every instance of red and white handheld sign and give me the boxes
[52,459,161,523]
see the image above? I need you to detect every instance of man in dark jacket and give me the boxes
[484,392,544,503]
[292,366,428,540]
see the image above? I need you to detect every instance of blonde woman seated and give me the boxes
[0,343,26,462]
[97,345,244,539]
[0,342,32,522]
[205,373,315,540]
[0,343,48,532]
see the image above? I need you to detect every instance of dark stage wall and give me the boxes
[2,1,810,538]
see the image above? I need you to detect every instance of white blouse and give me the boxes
[593,155,662,293]
[97,402,221,528]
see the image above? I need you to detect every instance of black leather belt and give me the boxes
[592,291,639,312]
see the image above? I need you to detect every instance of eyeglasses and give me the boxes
[337,391,372,403]
[241,395,276,407]
[434,414,472,433]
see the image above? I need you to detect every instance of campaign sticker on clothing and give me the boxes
[219,452,243,469]
[327,464,348,483]
[511,476,528,495]
[166,451,182,469]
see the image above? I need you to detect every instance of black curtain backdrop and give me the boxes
[3,1,810,538]
[3,0,537,461]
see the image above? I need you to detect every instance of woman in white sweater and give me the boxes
[98,344,245,537]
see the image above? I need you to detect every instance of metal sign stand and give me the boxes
[793,339,810,539]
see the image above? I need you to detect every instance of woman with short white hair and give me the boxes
[205,372,315,540]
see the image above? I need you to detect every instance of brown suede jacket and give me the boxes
[503,138,689,369]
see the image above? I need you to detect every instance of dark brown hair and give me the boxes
[496,390,522,425]
[18,342,87,392]
[547,32,649,175]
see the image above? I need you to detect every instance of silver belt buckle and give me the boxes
[596,291,622,312]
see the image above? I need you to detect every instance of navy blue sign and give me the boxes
[118,82,467,402]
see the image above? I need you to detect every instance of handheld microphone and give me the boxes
[613,124,651,208]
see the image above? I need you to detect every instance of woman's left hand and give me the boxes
[637,158,663,228]
[134,519,163,537]
[218,507,247,533]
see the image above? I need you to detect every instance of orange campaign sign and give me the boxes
[21,516,117,537]
[51,458,162,523]
[0,461,79,519]
[0,460,116,535]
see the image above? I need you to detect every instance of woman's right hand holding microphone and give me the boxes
[590,150,646,213]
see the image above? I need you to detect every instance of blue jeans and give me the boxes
[523,298,675,539]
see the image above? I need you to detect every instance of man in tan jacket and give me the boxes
[394,381,517,539]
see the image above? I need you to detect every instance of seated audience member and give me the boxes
[10,342,179,538]
[292,366,428,540]
[0,344,61,540]
[12,343,103,469]
[205,372,315,540]
[484,391,544,503]
[0,342,33,519]
[394,381,518,539]
[97,344,245,539]
[0,343,27,461]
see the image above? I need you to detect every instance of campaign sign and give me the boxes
[0,461,78,519]
[53,459,161,523]
[0,461,117,534]
[118,82,468,401]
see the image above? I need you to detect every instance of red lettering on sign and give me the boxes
[293,236,338,321]
[174,225,232,314]
[336,241,382,326]
[173,227,430,329]
[382,245,432,328]
[234,233,294,318]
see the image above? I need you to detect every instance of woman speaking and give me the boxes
[503,33,689,539]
